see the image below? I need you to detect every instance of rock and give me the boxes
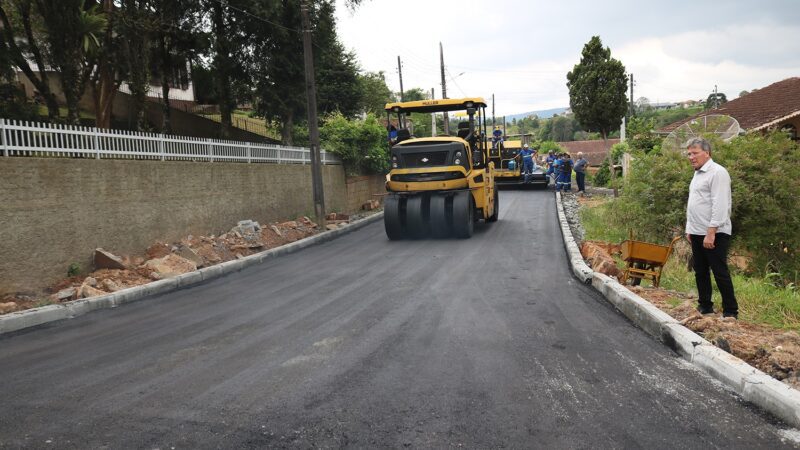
[592,258,621,278]
[0,302,18,314]
[362,199,381,211]
[142,254,197,279]
[232,220,262,237]
[326,224,338,231]
[55,287,77,301]
[80,285,107,299]
[279,221,299,229]
[175,245,205,268]
[580,241,622,278]
[714,336,732,353]
[326,212,337,221]
[270,225,283,238]
[83,277,97,287]
[101,278,122,292]
[94,248,127,270]
[149,271,162,280]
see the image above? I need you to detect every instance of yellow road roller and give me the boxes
[383,98,498,239]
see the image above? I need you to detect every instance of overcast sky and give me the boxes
[335,0,800,116]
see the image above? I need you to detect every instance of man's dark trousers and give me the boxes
[576,171,586,192]
[690,233,738,315]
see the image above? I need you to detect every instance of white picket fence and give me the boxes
[0,118,340,165]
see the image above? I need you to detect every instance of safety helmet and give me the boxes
[523,144,529,148]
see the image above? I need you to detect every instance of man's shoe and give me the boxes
[723,312,738,319]
[697,306,714,315]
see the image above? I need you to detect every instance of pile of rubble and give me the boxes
[1,214,359,314]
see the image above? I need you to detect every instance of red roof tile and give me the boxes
[659,77,800,133]
[557,139,619,166]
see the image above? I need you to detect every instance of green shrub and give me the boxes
[67,263,81,277]
[320,112,389,175]
[0,84,39,121]
[593,158,611,187]
[714,132,800,279]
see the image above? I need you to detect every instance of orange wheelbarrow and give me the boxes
[620,231,682,288]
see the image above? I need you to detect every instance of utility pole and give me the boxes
[301,1,325,229]
[439,42,449,135]
[629,73,635,117]
[431,87,436,137]
[713,84,718,109]
[492,93,496,127]
[397,56,405,102]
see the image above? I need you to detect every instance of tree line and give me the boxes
[0,0,392,144]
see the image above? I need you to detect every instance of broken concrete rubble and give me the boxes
[93,248,127,270]
[142,254,197,279]
[3,211,368,317]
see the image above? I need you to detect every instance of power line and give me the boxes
[207,0,300,33]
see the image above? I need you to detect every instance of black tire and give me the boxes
[487,184,499,222]
[406,195,429,238]
[429,194,450,238]
[384,194,405,240]
[452,191,474,239]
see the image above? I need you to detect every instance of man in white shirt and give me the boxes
[685,138,738,319]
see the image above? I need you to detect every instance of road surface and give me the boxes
[0,190,795,448]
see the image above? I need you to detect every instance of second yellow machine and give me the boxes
[383,98,498,239]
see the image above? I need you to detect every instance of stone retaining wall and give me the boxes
[0,158,350,295]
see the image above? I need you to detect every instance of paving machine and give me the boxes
[488,135,548,188]
[383,98,498,239]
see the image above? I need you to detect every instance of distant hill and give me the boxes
[503,107,567,122]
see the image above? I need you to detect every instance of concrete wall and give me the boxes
[345,174,386,212]
[0,158,347,295]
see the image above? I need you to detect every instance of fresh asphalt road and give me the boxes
[0,190,796,449]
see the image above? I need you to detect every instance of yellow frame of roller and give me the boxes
[382,97,497,239]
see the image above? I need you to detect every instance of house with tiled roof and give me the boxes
[558,139,619,166]
[659,77,800,140]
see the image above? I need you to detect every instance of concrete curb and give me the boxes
[555,192,800,428]
[0,212,384,336]
[554,192,593,283]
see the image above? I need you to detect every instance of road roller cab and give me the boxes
[382,98,498,239]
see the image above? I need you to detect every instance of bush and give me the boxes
[714,132,800,279]
[610,131,800,281]
[537,140,564,154]
[593,158,611,187]
[0,84,39,121]
[320,112,388,175]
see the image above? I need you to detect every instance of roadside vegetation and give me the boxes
[580,129,800,330]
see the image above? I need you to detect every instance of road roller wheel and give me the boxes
[452,191,474,239]
[384,194,405,240]
[487,184,499,223]
[429,194,450,238]
[406,195,430,238]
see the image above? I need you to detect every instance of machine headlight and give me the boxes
[392,162,398,168]
[454,158,461,165]
[455,151,462,158]
[392,155,397,161]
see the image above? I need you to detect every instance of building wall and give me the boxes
[0,158,350,295]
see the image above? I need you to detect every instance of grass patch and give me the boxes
[582,198,800,331]
[580,199,628,243]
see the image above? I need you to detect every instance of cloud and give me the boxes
[660,23,800,67]
[335,0,800,114]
